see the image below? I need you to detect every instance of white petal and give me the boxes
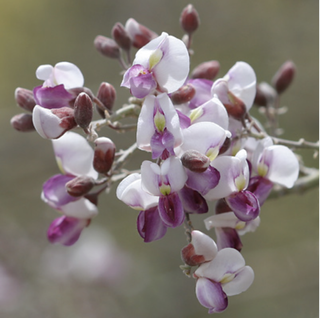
[61,198,98,219]
[36,64,53,81]
[191,230,218,261]
[166,157,188,192]
[222,266,254,296]
[52,132,98,179]
[204,212,238,230]
[53,62,84,89]
[195,248,245,282]
[141,161,162,196]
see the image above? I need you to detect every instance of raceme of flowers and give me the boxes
[10,5,302,314]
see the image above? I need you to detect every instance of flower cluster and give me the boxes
[10,4,317,315]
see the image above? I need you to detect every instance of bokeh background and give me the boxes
[0,0,318,317]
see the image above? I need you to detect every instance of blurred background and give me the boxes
[0,0,318,317]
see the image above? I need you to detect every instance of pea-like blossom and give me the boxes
[33,62,84,109]
[211,61,256,119]
[137,93,183,159]
[116,173,167,242]
[121,32,189,98]
[141,157,188,228]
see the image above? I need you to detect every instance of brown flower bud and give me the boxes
[253,85,268,107]
[218,137,231,155]
[93,137,116,174]
[181,150,210,173]
[180,4,200,34]
[112,22,132,51]
[125,18,158,49]
[215,198,231,214]
[94,35,120,59]
[66,176,95,197]
[68,87,94,107]
[97,82,116,114]
[191,60,220,80]
[74,92,93,131]
[170,84,196,105]
[10,113,35,132]
[271,60,296,94]
[224,91,247,120]
[14,88,36,112]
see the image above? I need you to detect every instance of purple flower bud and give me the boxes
[74,92,93,132]
[180,4,200,34]
[112,22,132,51]
[181,150,210,173]
[96,82,116,113]
[254,85,268,107]
[93,137,116,174]
[14,88,36,112]
[66,176,95,197]
[271,60,296,94]
[10,113,35,132]
[47,216,90,246]
[125,18,158,49]
[170,84,196,105]
[94,35,120,59]
[191,61,220,81]
[68,87,94,107]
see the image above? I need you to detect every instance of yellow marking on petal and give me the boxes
[154,111,166,132]
[160,184,171,196]
[149,49,163,70]
[189,108,204,124]
[257,162,268,177]
[235,173,246,191]
[220,273,235,284]
[56,157,66,174]
[235,221,246,230]
[206,147,219,162]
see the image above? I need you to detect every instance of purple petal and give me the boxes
[47,216,89,246]
[33,85,74,109]
[186,166,220,196]
[178,186,208,214]
[176,109,191,129]
[42,174,78,209]
[158,192,185,227]
[150,128,175,159]
[137,206,167,242]
[187,79,213,109]
[196,278,228,313]
[225,190,260,222]
[247,176,273,205]
[129,72,157,98]
[215,227,243,252]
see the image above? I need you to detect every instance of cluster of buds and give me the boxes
[10,4,317,315]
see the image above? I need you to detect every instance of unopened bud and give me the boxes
[10,113,35,132]
[125,18,158,49]
[112,22,132,51]
[15,88,36,112]
[215,199,231,214]
[94,35,120,59]
[180,4,200,34]
[218,137,231,155]
[191,60,220,80]
[68,87,94,107]
[97,82,116,114]
[66,176,95,197]
[271,60,296,94]
[181,150,210,173]
[74,92,93,131]
[254,85,268,107]
[170,84,196,105]
[32,105,77,139]
[254,82,277,107]
[93,137,116,174]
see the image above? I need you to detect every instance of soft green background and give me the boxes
[0,1,318,317]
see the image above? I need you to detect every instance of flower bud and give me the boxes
[32,105,77,139]
[191,61,220,80]
[94,35,120,59]
[271,60,296,94]
[218,136,231,155]
[74,92,93,132]
[10,113,35,132]
[14,88,36,112]
[180,4,200,34]
[181,150,210,173]
[93,137,116,174]
[97,82,116,114]
[253,85,268,107]
[112,22,132,51]
[66,176,95,197]
[170,84,196,105]
[125,18,158,49]
[68,87,94,107]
